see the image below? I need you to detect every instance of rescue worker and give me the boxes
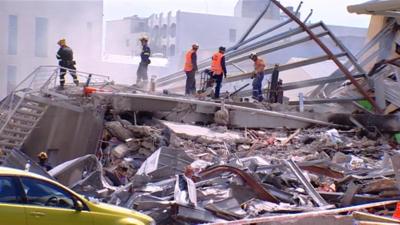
[210,46,227,99]
[114,165,128,186]
[250,53,266,101]
[56,39,79,89]
[184,43,199,95]
[37,152,52,171]
[136,36,151,85]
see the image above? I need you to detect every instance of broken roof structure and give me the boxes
[347,0,400,16]
[1,0,400,224]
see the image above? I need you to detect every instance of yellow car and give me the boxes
[0,167,154,225]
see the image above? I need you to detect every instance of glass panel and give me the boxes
[21,177,75,209]
[35,17,48,57]
[8,15,18,55]
[0,177,19,204]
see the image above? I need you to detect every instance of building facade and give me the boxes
[105,0,367,74]
[105,15,149,56]
[0,0,103,99]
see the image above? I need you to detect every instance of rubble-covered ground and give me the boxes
[50,108,400,224]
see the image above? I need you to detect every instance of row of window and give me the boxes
[150,24,177,39]
[7,15,49,57]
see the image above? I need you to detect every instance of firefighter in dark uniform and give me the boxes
[56,39,79,88]
[37,152,53,171]
[136,37,151,85]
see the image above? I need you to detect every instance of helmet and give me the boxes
[139,36,149,42]
[249,52,257,59]
[37,152,48,160]
[57,39,66,46]
[219,46,226,52]
[192,43,199,49]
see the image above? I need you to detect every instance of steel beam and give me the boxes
[282,73,365,91]
[270,0,381,113]
[288,97,365,105]
[320,22,366,74]
[309,19,395,98]
[229,1,302,51]
[229,19,293,52]
[303,9,313,23]
[224,22,322,61]
[226,53,347,83]
[234,0,272,48]
[286,159,330,207]
[157,23,322,86]
[229,31,329,65]
[197,165,279,203]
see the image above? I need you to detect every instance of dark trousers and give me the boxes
[214,74,223,98]
[136,62,148,84]
[252,72,264,101]
[185,71,196,95]
[59,63,78,86]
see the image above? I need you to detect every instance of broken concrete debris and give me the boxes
[35,111,400,224]
[1,1,400,224]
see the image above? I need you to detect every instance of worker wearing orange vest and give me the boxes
[211,46,227,99]
[250,53,265,101]
[184,44,199,95]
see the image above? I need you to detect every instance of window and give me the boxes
[0,177,20,204]
[138,22,145,32]
[169,45,175,56]
[170,23,176,38]
[7,65,17,94]
[162,24,167,38]
[229,29,237,42]
[35,17,48,57]
[162,45,167,57]
[8,15,18,55]
[21,177,75,209]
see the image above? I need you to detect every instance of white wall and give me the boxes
[0,0,103,99]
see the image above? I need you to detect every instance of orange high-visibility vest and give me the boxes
[255,58,266,73]
[211,52,224,75]
[184,50,195,72]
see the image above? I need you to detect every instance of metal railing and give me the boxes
[0,65,111,136]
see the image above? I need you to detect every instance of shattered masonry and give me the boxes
[1,0,400,225]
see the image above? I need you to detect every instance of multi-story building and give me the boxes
[234,0,280,19]
[0,0,103,99]
[105,15,149,56]
[105,0,367,75]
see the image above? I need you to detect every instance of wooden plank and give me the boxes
[282,128,301,145]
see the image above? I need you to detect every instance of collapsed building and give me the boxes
[1,0,400,224]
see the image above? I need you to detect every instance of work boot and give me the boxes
[74,80,79,86]
[57,85,65,91]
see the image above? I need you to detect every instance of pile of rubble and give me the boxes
[46,110,400,224]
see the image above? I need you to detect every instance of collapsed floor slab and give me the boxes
[98,92,343,129]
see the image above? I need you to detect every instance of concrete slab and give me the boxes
[159,120,243,142]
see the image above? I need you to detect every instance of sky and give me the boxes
[104,0,371,28]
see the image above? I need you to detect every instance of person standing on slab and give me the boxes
[184,44,199,95]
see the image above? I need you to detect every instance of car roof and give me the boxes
[0,166,84,198]
[0,166,51,181]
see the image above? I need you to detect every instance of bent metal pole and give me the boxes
[269,0,382,114]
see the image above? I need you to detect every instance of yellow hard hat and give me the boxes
[57,39,66,46]
[37,152,48,160]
